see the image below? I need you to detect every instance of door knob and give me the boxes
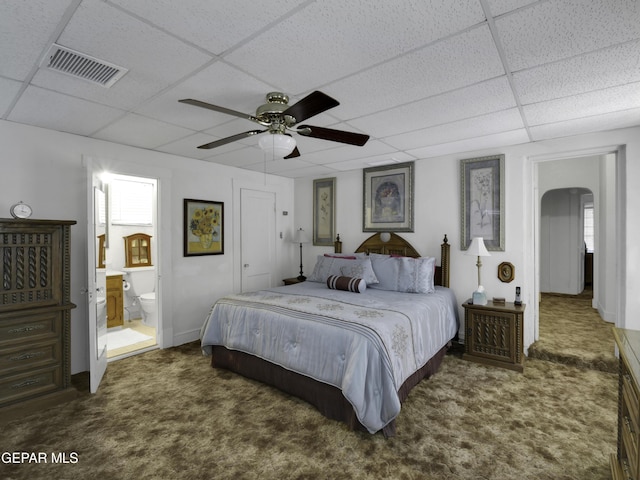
[243,264,249,268]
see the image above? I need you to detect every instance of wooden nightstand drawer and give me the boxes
[283,277,304,285]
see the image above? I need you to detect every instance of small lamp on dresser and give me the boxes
[465,237,491,305]
[292,227,310,281]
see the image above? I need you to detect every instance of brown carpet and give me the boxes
[1,296,618,480]
[529,290,617,373]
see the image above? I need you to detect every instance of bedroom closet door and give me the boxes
[240,189,276,292]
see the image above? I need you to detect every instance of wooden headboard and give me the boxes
[350,233,450,288]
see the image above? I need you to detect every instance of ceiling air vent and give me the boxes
[43,44,128,88]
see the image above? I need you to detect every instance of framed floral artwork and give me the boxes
[460,154,504,251]
[363,162,414,232]
[313,177,336,246]
[184,199,224,256]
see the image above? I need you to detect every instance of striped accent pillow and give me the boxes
[326,275,366,293]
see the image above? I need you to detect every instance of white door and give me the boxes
[241,189,276,292]
[87,170,108,393]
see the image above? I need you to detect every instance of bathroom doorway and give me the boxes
[100,173,160,360]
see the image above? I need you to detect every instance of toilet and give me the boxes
[122,266,157,327]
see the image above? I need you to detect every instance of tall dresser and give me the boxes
[612,328,640,480]
[0,219,77,420]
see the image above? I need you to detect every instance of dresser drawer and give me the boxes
[0,339,60,375]
[0,310,61,348]
[0,365,63,406]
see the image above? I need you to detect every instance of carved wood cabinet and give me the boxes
[611,328,640,480]
[0,219,76,420]
[462,300,525,372]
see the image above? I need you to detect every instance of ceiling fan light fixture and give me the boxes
[258,133,296,157]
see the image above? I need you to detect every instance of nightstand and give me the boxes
[462,300,525,372]
[283,277,304,285]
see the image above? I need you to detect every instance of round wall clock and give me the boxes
[10,201,33,219]
[498,262,515,283]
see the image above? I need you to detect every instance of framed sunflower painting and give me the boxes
[184,199,224,256]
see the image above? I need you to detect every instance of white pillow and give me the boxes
[339,258,379,285]
[308,255,361,283]
[369,254,436,293]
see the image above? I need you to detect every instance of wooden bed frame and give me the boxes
[211,233,452,437]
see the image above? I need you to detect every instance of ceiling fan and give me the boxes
[178,91,370,158]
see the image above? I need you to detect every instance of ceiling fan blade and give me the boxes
[284,146,301,159]
[197,130,265,149]
[283,91,339,123]
[297,125,370,146]
[179,98,262,124]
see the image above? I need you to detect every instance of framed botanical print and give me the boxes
[363,161,414,232]
[313,177,336,246]
[460,154,504,251]
[184,199,224,256]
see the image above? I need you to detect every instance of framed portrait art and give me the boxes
[313,177,336,246]
[184,199,224,256]
[460,155,504,251]
[363,161,414,232]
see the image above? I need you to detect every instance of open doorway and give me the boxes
[530,151,619,369]
[100,173,160,360]
[540,187,593,297]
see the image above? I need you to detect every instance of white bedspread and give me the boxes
[200,282,458,433]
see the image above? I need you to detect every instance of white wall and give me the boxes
[0,119,295,374]
[294,126,640,352]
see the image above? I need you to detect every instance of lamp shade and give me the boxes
[292,227,310,244]
[466,237,490,257]
[258,133,296,157]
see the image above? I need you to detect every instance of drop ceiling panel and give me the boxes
[496,0,640,71]
[523,82,640,126]
[0,0,74,81]
[298,140,397,166]
[54,0,211,98]
[0,78,23,117]
[137,62,275,130]
[225,0,486,94]
[92,113,194,149]
[108,0,304,55]
[205,146,266,168]
[325,25,505,119]
[1,1,640,179]
[156,133,242,160]
[513,40,640,105]
[351,77,517,138]
[384,108,524,150]
[407,129,530,159]
[530,108,640,141]
[485,0,538,17]
[8,86,125,136]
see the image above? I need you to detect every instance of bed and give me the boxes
[200,233,458,436]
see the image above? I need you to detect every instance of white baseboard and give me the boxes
[172,328,200,347]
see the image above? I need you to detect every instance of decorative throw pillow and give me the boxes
[326,275,366,293]
[396,256,436,294]
[339,258,379,285]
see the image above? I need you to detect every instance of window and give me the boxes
[584,203,594,253]
[123,233,153,267]
[110,177,153,225]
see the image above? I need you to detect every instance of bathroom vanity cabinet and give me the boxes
[0,218,77,420]
[106,274,124,328]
